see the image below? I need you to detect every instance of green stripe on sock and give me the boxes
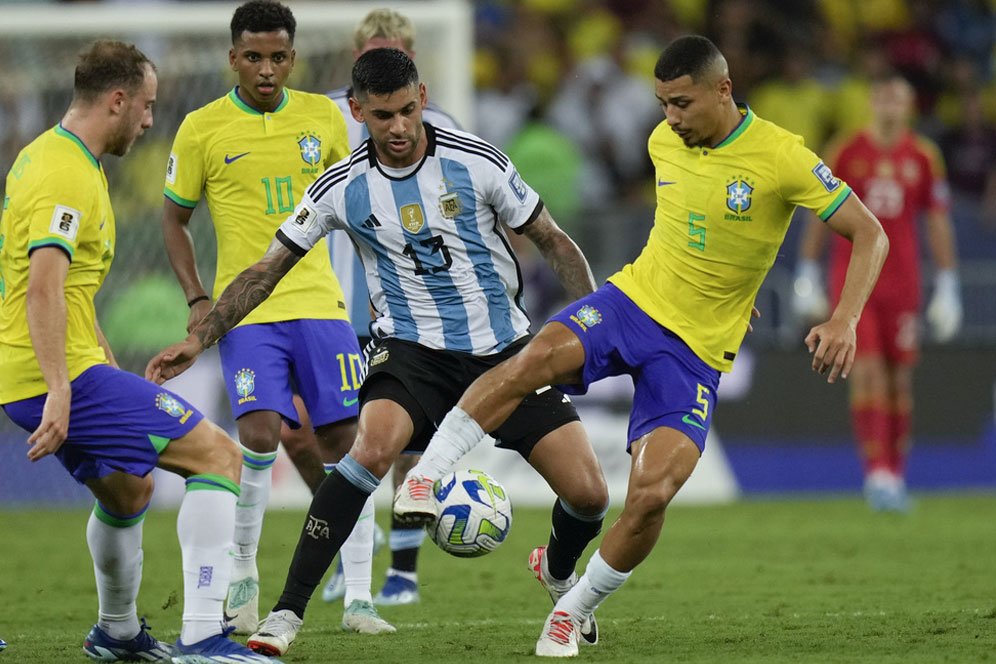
[93,502,147,528]
[186,473,240,496]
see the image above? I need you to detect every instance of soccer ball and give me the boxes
[426,469,512,558]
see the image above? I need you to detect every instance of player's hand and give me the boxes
[804,316,856,384]
[187,298,213,334]
[792,260,829,325]
[747,306,761,333]
[145,336,204,384]
[925,270,962,343]
[27,383,70,461]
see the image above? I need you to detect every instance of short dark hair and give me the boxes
[654,35,723,83]
[231,0,296,44]
[74,40,154,103]
[352,48,419,98]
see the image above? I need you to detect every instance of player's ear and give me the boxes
[289,48,296,69]
[348,96,364,123]
[229,47,237,71]
[107,88,127,116]
[418,82,427,109]
[716,77,732,102]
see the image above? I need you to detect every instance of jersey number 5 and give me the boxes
[403,234,453,275]
[687,212,706,251]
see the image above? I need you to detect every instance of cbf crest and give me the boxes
[569,304,603,332]
[234,368,257,405]
[298,134,322,166]
[400,203,425,233]
[726,178,754,215]
[156,392,192,423]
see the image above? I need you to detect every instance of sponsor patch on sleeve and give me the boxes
[507,170,528,203]
[166,153,178,185]
[49,205,81,241]
[812,161,841,192]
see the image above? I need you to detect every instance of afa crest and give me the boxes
[234,368,256,400]
[298,135,322,166]
[156,392,190,420]
[439,192,462,219]
[726,179,754,215]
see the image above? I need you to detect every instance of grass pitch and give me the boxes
[1,494,994,663]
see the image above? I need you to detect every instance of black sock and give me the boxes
[546,498,603,581]
[274,469,372,618]
[389,515,421,572]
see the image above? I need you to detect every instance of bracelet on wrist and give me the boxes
[187,295,209,308]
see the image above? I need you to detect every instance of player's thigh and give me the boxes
[350,376,422,477]
[289,319,363,428]
[158,418,241,483]
[525,420,608,515]
[847,355,889,403]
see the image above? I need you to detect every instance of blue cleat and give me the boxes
[83,618,173,661]
[373,571,419,606]
[172,626,281,663]
[0,638,7,652]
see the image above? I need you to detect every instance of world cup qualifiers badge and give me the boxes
[570,305,603,332]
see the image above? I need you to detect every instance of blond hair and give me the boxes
[353,9,415,51]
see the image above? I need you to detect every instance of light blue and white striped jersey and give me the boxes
[327,86,461,338]
[277,124,541,355]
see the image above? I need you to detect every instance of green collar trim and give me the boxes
[54,124,100,169]
[228,87,289,115]
[713,104,754,149]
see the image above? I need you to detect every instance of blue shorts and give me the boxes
[218,319,361,428]
[549,283,721,452]
[2,364,204,484]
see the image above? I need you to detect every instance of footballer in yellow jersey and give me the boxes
[0,126,114,403]
[159,1,388,638]
[395,36,889,658]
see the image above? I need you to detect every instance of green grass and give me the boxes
[2,495,995,663]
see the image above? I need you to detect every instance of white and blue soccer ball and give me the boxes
[426,469,512,558]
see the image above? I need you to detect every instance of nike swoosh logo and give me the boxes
[224,152,250,164]
[658,179,676,187]
[343,396,358,407]
[681,414,706,430]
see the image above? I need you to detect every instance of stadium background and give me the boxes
[0,0,993,508]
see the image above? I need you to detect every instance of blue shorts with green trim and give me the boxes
[2,364,203,484]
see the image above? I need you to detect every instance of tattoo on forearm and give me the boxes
[193,250,298,347]
[528,220,596,300]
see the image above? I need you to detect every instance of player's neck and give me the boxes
[709,101,745,148]
[870,122,906,148]
[60,107,108,159]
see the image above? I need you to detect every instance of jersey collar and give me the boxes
[228,87,289,115]
[366,122,436,180]
[54,124,100,169]
[712,103,754,149]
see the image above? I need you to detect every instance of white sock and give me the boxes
[233,446,277,575]
[411,407,485,480]
[87,505,144,640]
[556,550,631,624]
[177,480,237,645]
[341,494,375,605]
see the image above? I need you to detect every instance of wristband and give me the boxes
[187,295,209,308]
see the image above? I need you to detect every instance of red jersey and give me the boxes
[828,129,949,306]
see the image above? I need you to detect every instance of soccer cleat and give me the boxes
[529,546,598,645]
[535,610,579,658]
[246,609,302,657]
[321,558,346,603]
[172,625,278,663]
[373,572,420,606]
[83,618,173,661]
[224,567,260,635]
[0,638,6,652]
[864,471,912,513]
[341,600,397,634]
[392,475,436,526]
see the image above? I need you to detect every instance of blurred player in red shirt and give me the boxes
[793,74,961,511]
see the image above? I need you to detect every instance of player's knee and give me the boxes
[345,438,393,480]
[626,477,682,519]
[563,477,609,517]
[238,425,279,454]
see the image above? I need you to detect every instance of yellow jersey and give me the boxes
[164,87,350,326]
[0,126,114,402]
[609,106,852,372]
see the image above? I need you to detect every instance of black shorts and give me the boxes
[360,337,579,460]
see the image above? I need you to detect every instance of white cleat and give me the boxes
[392,475,436,526]
[529,546,598,645]
[535,610,579,658]
[224,569,260,636]
[341,600,397,634]
[246,609,302,657]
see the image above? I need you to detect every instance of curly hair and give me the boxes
[231,0,296,44]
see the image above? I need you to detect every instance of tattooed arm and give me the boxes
[520,206,596,301]
[145,238,300,383]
